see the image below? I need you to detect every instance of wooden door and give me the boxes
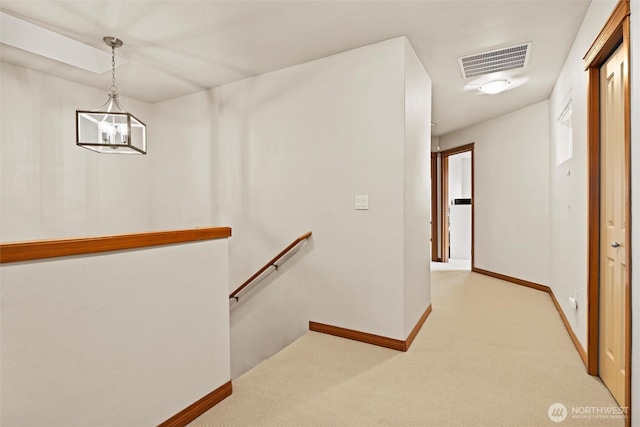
[598,43,627,407]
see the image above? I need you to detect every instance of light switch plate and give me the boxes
[355,195,369,210]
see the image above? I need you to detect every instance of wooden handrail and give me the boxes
[0,227,232,263]
[230,231,312,301]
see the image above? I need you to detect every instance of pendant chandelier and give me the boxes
[76,37,146,154]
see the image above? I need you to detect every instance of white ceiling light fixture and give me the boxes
[76,37,146,154]
[478,80,511,95]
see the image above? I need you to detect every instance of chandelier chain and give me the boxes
[110,45,117,95]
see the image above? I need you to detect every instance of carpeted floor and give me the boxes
[190,265,624,426]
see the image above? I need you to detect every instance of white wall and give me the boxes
[449,155,463,201]
[402,38,432,335]
[0,63,153,241]
[461,157,472,198]
[0,239,230,426]
[0,62,217,239]
[450,205,472,260]
[150,90,220,230]
[630,0,639,422]
[439,101,550,284]
[209,37,431,377]
[548,0,617,352]
[448,152,471,201]
[431,136,440,152]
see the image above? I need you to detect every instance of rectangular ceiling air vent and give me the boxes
[458,42,531,79]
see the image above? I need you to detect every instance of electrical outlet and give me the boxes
[569,289,578,310]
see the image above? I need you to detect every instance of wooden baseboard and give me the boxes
[309,321,406,351]
[548,290,588,366]
[309,304,433,352]
[472,267,551,292]
[405,304,433,350]
[472,267,588,369]
[158,380,232,427]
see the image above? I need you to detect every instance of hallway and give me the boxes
[190,268,622,426]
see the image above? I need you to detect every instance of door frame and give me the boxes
[585,0,631,420]
[431,143,475,267]
[431,152,440,261]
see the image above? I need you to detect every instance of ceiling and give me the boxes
[0,0,591,136]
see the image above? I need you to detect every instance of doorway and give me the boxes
[448,152,472,262]
[585,0,631,417]
[431,143,474,268]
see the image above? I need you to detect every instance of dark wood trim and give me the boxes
[310,304,432,352]
[587,65,602,376]
[436,143,475,266]
[158,380,232,427]
[229,231,312,300]
[440,143,475,157]
[405,304,433,350]
[472,268,550,292]
[584,1,632,420]
[583,0,630,69]
[621,18,632,425]
[431,153,439,262]
[441,155,449,263]
[472,268,589,369]
[548,289,588,367]
[0,227,232,264]
[470,147,476,270]
[309,321,406,351]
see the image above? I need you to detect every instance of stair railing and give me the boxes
[229,231,312,302]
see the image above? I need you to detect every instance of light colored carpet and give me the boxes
[190,267,624,426]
